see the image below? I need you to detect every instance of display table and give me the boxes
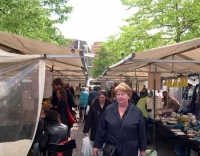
[155,121,200,154]
[155,121,176,139]
[177,135,200,152]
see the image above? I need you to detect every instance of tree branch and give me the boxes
[0,8,7,15]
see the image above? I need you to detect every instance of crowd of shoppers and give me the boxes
[31,76,182,156]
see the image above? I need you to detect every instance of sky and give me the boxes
[56,0,134,47]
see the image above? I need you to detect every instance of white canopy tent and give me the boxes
[0,31,90,155]
[0,31,88,84]
[97,37,200,82]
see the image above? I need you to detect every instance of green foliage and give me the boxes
[0,0,72,45]
[92,0,200,77]
[41,0,72,24]
[91,39,123,78]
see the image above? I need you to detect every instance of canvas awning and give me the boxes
[97,38,200,82]
[0,31,88,83]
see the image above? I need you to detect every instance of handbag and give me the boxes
[64,99,76,126]
[103,105,133,156]
[102,144,116,156]
[67,106,76,126]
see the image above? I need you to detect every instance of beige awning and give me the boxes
[98,38,200,82]
[0,31,88,83]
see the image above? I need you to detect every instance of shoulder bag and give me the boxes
[64,99,76,126]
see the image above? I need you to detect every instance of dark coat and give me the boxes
[57,99,68,126]
[51,90,59,110]
[83,98,112,141]
[32,118,44,146]
[66,89,75,109]
[88,90,98,105]
[131,91,140,105]
[93,102,147,156]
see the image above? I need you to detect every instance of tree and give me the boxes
[92,0,200,77]
[91,36,125,78]
[0,0,72,45]
[121,0,200,44]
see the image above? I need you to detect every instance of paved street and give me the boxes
[71,116,85,156]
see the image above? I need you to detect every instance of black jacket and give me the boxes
[57,99,68,126]
[66,89,75,109]
[51,90,59,110]
[93,102,147,156]
[83,98,112,141]
[32,118,44,146]
[39,123,68,151]
[131,91,140,105]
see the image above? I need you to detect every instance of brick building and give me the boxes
[91,41,103,54]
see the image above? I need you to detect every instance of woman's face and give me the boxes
[98,94,106,103]
[56,90,61,99]
[116,90,129,106]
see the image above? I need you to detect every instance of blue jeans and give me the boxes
[32,143,40,156]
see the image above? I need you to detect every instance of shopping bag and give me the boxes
[146,149,157,156]
[81,137,93,156]
[98,150,103,156]
[138,149,157,156]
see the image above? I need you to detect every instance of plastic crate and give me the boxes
[174,144,188,156]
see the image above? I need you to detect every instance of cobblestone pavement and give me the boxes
[71,116,85,156]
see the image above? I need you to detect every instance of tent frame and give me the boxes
[127,59,200,63]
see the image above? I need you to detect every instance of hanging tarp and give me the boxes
[0,49,41,63]
[0,53,45,155]
[0,31,88,83]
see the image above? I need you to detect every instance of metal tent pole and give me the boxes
[127,59,200,63]
[198,75,200,120]
[43,54,84,58]
[153,67,157,147]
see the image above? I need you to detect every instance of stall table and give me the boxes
[155,121,200,156]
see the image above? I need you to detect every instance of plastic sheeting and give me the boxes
[0,49,41,63]
[0,59,45,156]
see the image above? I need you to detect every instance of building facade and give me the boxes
[91,41,103,54]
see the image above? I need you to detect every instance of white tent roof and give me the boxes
[0,31,88,83]
[97,38,200,82]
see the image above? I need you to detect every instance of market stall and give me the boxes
[95,37,200,155]
[0,31,89,155]
[97,37,200,119]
